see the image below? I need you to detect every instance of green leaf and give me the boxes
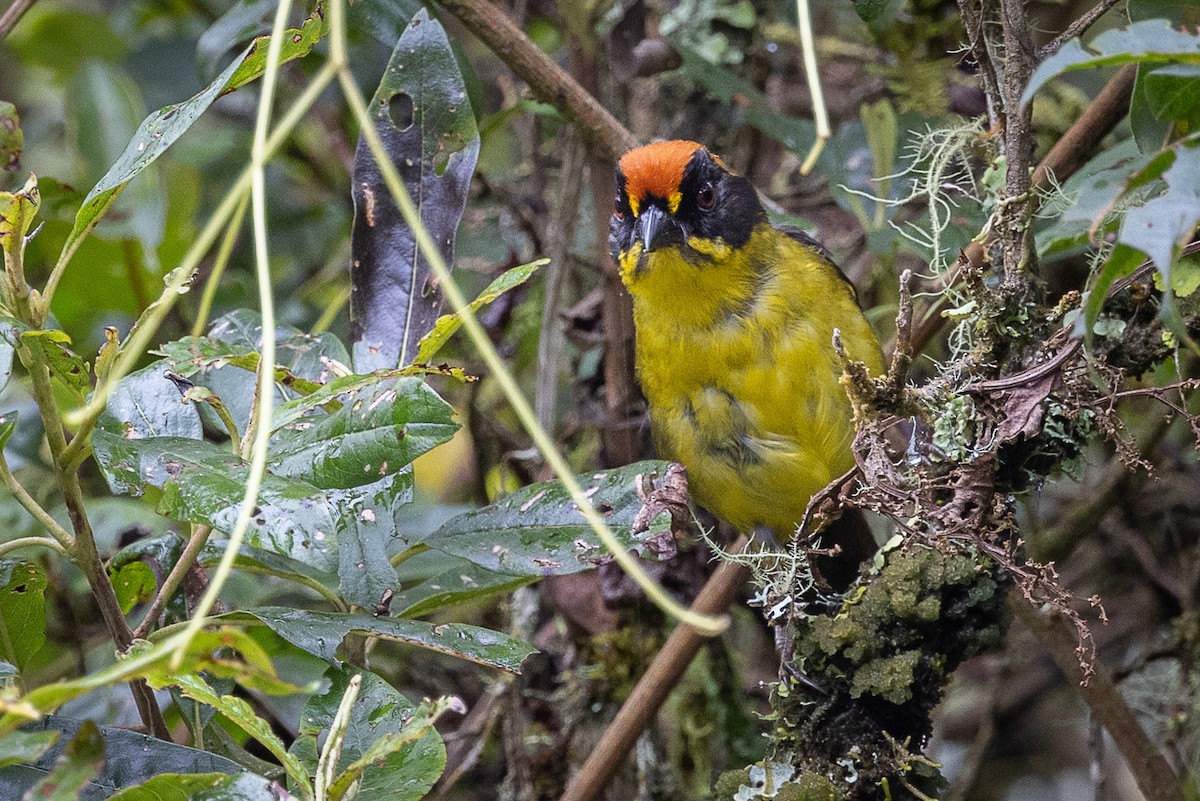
[99,361,203,440]
[23,720,105,801]
[110,561,157,616]
[0,102,21,172]
[196,0,278,80]
[199,540,338,591]
[0,560,46,673]
[290,668,448,801]
[678,48,816,154]
[1143,63,1200,127]
[222,607,535,673]
[0,410,16,449]
[109,773,296,801]
[1023,19,1200,105]
[0,729,59,769]
[415,258,547,363]
[1082,244,1148,338]
[270,365,467,432]
[0,173,39,254]
[58,4,328,269]
[428,460,677,576]
[18,329,90,402]
[350,8,481,370]
[268,377,458,490]
[140,671,311,796]
[1119,136,1200,328]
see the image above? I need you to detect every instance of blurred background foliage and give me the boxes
[3,0,1200,799]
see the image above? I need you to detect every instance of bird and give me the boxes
[609,140,883,556]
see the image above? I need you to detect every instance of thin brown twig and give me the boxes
[559,538,752,801]
[131,525,213,640]
[0,0,35,40]
[1010,592,1184,801]
[1039,0,1126,59]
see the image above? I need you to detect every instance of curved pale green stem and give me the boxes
[192,192,251,337]
[170,0,289,668]
[796,0,829,175]
[327,0,726,636]
[0,536,70,559]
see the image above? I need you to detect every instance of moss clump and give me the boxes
[771,545,1009,798]
[713,767,841,800]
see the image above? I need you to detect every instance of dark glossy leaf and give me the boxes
[268,377,457,490]
[346,0,424,47]
[1024,19,1200,104]
[223,607,535,672]
[199,540,338,590]
[0,716,244,801]
[0,101,21,171]
[350,8,481,371]
[414,258,546,363]
[99,361,203,440]
[1131,64,1173,153]
[428,460,676,576]
[0,560,46,672]
[290,668,447,801]
[59,7,327,270]
[23,720,105,801]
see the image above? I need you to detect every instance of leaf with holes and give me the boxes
[0,560,46,673]
[350,8,480,371]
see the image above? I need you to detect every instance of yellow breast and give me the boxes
[622,223,882,536]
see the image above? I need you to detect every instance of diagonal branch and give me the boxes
[1039,0,1126,59]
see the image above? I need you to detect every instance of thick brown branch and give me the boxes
[1010,592,1184,801]
[437,0,638,160]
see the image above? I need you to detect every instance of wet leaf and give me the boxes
[18,329,90,403]
[0,728,58,769]
[99,361,203,440]
[427,460,676,576]
[391,560,532,618]
[414,258,546,363]
[350,8,481,370]
[222,607,535,672]
[290,668,448,801]
[0,560,46,673]
[268,376,458,490]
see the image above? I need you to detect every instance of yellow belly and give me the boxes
[625,225,882,536]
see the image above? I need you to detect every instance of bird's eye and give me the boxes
[696,183,716,211]
[614,195,626,219]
